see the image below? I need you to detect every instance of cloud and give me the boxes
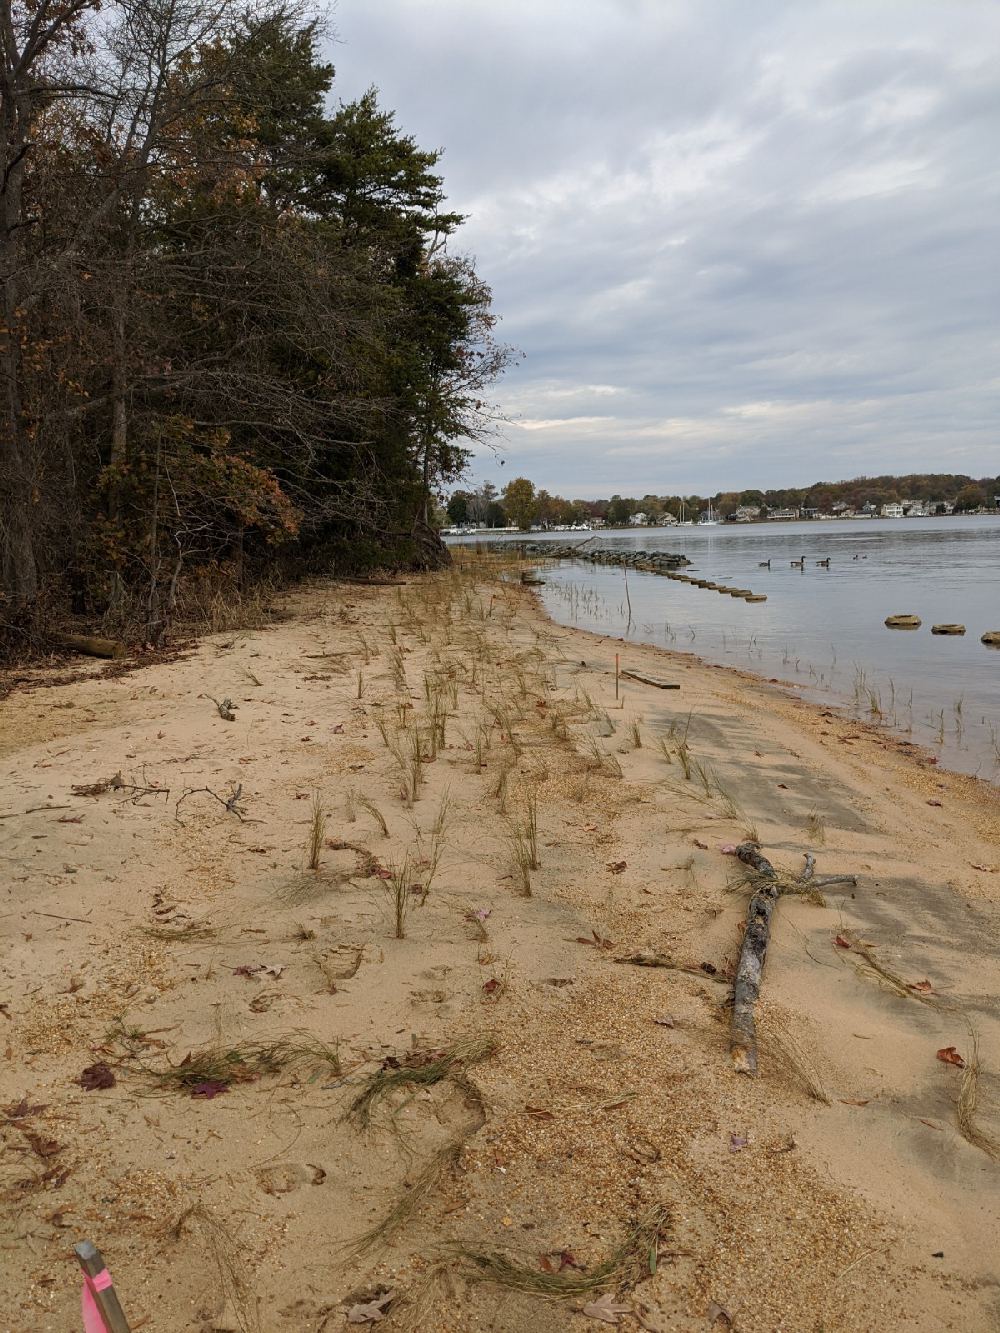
[329,0,1000,497]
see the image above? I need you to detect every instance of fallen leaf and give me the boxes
[970,864,996,872]
[3,1100,46,1120]
[346,1290,395,1324]
[190,1080,230,1099]
[908,980,934,994]
[719,843,737,855]
[332,723,344,733]
[729,1133,748,1152]
[927,799,943,807]
[539,1249,582,1273]
[653,1015,675,1028]
[936,1046,965,1068]
[582,823,597,832]
[482,978,501,995]
[692,839,709,850]
[707,1302,733,1328]
[839,1097,870,1106]
[79,1063,115,1091]
[834,935,853,949]
[606,860,627,874]
[582,1293,633,1324]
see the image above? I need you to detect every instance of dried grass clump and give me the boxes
[956,1032,999,1159]
[460,1204,669,1296]
[759,1021,831,1104]
[144,1034,340,1093]
[346,1033,498,1128]
[307,790,326,870]
[346,1139,463,1256]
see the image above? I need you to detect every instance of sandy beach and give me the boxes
[2,551,998,1332]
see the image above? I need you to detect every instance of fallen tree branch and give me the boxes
[51,632,125,659]
[614,953,731,984]
[730,842,780,1075]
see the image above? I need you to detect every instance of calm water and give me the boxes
[452,516,1000,782]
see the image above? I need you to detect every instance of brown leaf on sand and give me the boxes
[970,864,996,872]
[692,838,709,850]
[606,860,627,874]
[936,1046,965,1068]
[582,1293,632,1324]
[908,980,935,994]
[346,1290,395,1324]
[79,1062,116,1091]
[834,935,852,949]
[653,1015,675,1028]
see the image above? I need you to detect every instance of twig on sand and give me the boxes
[175,784,247,822]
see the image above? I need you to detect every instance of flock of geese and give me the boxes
[757,557,832,569]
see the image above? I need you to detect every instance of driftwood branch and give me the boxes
[52,632,125,659]
[620,669,680,690]
[730,842,780,1075]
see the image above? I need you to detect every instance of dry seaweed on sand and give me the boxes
[459,1204,669,1296]
[345,1139,463,1256]
[139,1033,340,1094]
[346,1033,497,1128]
[956,1031,999,1160]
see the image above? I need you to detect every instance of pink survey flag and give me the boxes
[81,1265,114,1332]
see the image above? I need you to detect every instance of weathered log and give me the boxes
[52,632,125,659]
[730,842,780,1075]
[620,669,680,690]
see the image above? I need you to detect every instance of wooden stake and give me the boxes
[75,1240,132,1333]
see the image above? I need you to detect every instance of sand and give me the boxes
[1,551,998,1332]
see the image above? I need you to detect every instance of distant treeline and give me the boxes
[447,473,1000,529]
[0,0,511,650]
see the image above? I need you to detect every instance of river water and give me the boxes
[450,516,1000,782]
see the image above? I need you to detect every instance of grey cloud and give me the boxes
[329,1,1000,496]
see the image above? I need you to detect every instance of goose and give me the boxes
[816,558,830,568]
[758,559,771,568]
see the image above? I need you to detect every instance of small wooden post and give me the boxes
[615,653,620,700]
[75,1240,132,1333]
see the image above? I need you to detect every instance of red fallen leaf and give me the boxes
[525,1105,555,1120]
[79,1062,116,1091]
[834,935,853,949]
[332,723,344,733]
[233,964,260,979]
[839,1097,870,1106]
[3,1099,46,1119]
[936,1046,965,1068]
[191,1079,230,1099]
[927,799,943,807]
[482,978,501,995]
[908,980,935,993]
[539,1249,582,1273]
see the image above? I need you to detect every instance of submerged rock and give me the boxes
[885,614,921,628]
[931,623,965,635]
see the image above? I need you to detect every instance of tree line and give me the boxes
[0,0,511,653]
[447,473,1000,530]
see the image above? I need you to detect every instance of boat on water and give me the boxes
[697,499,718,526]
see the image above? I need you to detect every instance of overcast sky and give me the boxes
[329,1,1000,499]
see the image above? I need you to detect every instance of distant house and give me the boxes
[928,501,952,516]
[629,512,648,526]
[881,502,904,518]
[767,507,799,521]
[733,505,760,522]
[657,511,678,525]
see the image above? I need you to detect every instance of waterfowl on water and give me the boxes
[816,558,830,567]
[758,559,771,568]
